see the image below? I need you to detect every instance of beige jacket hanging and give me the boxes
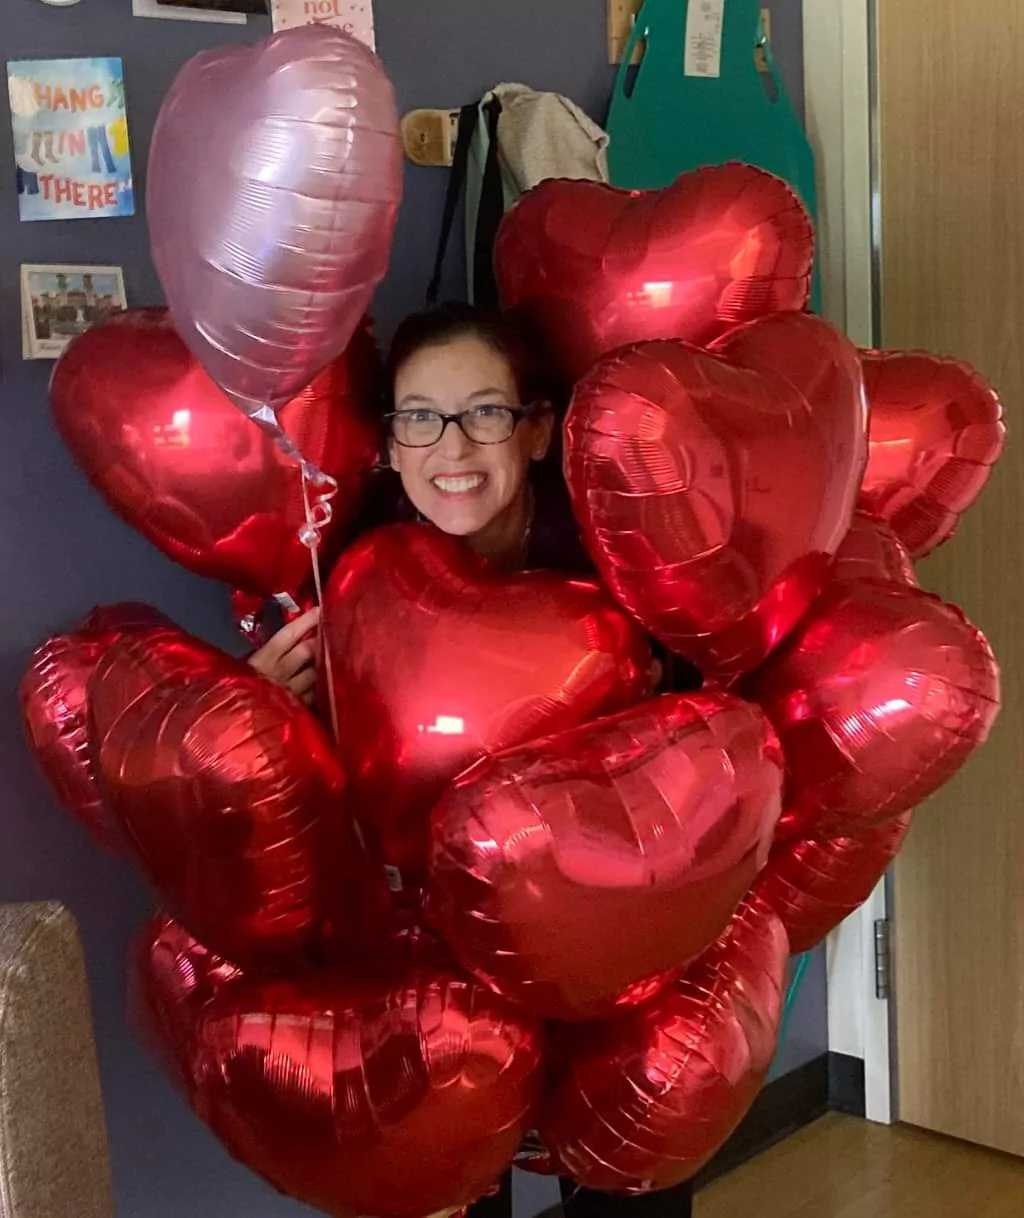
[487,81,610,191]
[464,83,610,301]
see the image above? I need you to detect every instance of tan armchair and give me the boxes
[0,903,113,1218]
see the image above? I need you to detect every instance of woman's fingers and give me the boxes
[277,639,317,681]
[247,609,321,690]
[264,608,320,660]
[290,667,318,705]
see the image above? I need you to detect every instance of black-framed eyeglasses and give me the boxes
[386,403,535,448]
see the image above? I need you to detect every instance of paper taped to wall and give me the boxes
[270,0,375,49]
[685,0,726,78]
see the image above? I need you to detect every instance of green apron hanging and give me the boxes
[607,0,821,309]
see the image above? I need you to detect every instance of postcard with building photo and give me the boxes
[21,264,126,360]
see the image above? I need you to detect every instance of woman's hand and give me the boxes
[247,608,320,706]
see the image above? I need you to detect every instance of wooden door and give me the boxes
[878,0,1024,1155]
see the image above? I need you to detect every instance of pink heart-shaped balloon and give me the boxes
[496,163,814,382]
[323,525,652,894]
[429,692,783,1022]
[565,313,869,682]
[149,26,402,419]
[858,349,1006,557]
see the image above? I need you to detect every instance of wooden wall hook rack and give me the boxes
[401,108,462,167]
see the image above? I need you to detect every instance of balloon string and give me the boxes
[268,431,371,866]
[300,466,341,744]
[285,432,370,862]
[299,471,373,862]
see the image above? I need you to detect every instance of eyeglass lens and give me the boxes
[392,405,517,447]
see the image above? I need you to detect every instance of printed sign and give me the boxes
[8,58,135,222]
[684,0,726,78]
[270,0,375,50]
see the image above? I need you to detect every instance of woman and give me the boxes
[251,303,698,1218]
[249,303,593,696]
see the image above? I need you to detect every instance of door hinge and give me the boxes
[874,918,893,1001]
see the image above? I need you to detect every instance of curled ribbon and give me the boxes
[300,463,341,743]
[237,411,344,749]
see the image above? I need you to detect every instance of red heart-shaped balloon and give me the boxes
[832,511,919,588]
[172,963,542,1218]
[51,309,379,604]
[129,913,243,1096]
[20,603,170,854]
[323,525,652,894]
[754,813,913,954]
[531,896,788,1193]
[565,313,869,683]
[748,580,1001,841]
[90,626,383,967]
[858,350,1006,558]
[496,163,814,382]
[430,692,783,1022]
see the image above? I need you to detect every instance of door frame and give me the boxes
[801,0,894,1124]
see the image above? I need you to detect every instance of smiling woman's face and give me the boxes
[389,334,553,544]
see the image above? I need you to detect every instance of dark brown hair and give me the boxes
[384,302,567,410]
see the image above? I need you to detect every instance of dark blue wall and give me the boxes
[0,3,822,1217]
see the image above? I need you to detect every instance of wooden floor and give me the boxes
[700,1115,1024,1218]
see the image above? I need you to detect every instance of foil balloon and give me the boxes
[129,913,242,1095]
[565,313,869,683]
[19,603,171,854]
[90,626,383,967]
[430,692,783,1022]
[148,26,402,426]
[754,814,913,953]
[832,511,918,587]
[859,349,1006,557]
[495,163,814,383]
[323,524,652,894]
[51,309,379,606]
[531,896,787,1192]
[175,964,543,1218]
[748,580,1001,841]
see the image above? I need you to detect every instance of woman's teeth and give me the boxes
[432,474,485,493]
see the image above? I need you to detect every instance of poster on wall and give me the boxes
[20,264,127,360]
[7,58,135,222]
[270,0,375,49]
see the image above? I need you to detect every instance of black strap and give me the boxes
[473,97,505,309]
[426,104,479,306]
[426,96,505,308]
